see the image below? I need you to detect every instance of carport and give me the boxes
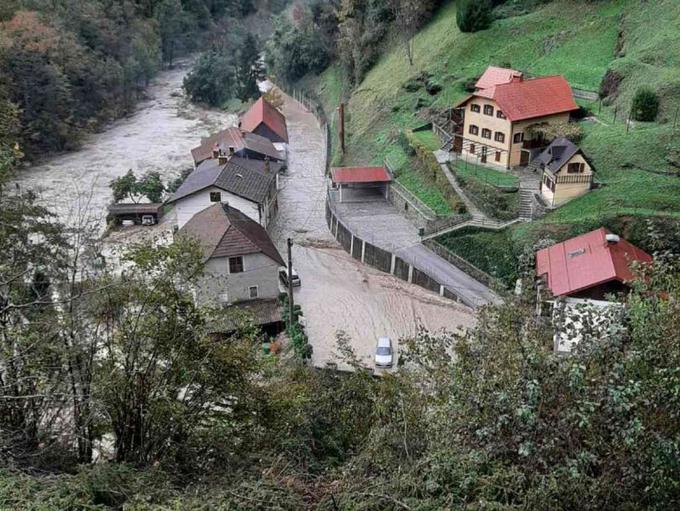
[330,166,392,203]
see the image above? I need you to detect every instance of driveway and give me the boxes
[268,95,475,370]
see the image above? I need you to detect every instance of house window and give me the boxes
[228,256,244,274]
[249,286,258,299]
[496,110,506,119]
[567,162,585,174]
[494,132,506,143]
[469,124,479,135]
[513,132,524,143]
[470,144,476,154]
[495,151,501,162]
[210,191,222,202]
[483,104,494,116]
[470,104,481,113]
[481,128,492,139]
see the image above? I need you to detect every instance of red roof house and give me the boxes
[191,127,284,166]
[475,66,523,91]
[240,97,288,144]
[331,166,392,184]
[536,228,652,299]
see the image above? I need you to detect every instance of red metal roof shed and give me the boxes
[536,228,652,297]
[331,166,392,184]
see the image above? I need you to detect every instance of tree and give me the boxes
[155,0,187,66]
[183,50,238,106]
[236,33,262,101]
[631,87,659,122]
[456,0,492,33]
[389,0,436,66]
[110,169,166,203]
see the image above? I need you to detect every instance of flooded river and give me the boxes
[15,60,237,229]
[15,61,475,368]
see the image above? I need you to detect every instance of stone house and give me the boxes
[169,155,282,229]
[454,67,579,169]
[534,137,594,207]
[177,202,285,307]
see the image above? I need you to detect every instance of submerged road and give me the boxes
[269,94,475,368]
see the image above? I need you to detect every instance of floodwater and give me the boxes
[15,59,237,230]
[14,60,475,369]
[269,96,475,369]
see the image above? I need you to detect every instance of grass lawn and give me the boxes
[452,161,519,188]
[410,130,441,152]
[396,166,453,216]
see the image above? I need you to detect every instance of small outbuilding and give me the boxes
[107,203,164,226]
[330,166,392,203]
[536,137,594,207]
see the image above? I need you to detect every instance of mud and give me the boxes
[14,59,237,231]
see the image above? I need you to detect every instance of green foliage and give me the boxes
[183,50,238,106]
[265,15,329,84]
[110,169,166,204]
[631,86,660,122]
[456,0,493,33]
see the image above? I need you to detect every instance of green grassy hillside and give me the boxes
[307,0,680,283]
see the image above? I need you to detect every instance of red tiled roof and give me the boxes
[536,228,652,297]
[240,97,289,143]
[475,66,523,90]
[331,166,392,184]
[191,127,283,165]
[456,75,579,122]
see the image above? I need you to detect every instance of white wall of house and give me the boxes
[175,186,260,228]
[196,252,281,306]
[541,153,593,207]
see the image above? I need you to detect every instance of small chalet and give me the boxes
[107,203,164,226]
[191,127,285,167]
[535,137,594,207]
[169,155,282,229]
[330,166,392,203]
[455,67,579,168]
[177,203,285,314]
[536,228,652,300]
[240,97,288,145]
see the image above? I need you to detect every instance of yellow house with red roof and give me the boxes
[455,67,579,169]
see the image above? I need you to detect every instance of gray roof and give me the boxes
[533,137,588,174]
[178,203,284,265]
[191,127,284,165]
[169,156,281,205]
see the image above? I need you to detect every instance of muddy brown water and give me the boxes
[14,63,475,369]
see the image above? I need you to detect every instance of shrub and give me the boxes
[456,0,493,33]
[631,87,659,122]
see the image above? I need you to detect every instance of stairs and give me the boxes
[519,188,534,221]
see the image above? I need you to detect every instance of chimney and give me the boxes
[218,154,229,165]
[228,146,235,156]
[605,233,620,244]
[212,143,220,159]
[511,74,523,83]
[264,156,270,173]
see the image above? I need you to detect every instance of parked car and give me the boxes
[279,266,301,287]
[375,337,393,368]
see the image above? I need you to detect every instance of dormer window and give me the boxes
[471,104,481,113]
[483,105,494,116]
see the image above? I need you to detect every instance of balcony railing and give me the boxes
[556,174,593,185]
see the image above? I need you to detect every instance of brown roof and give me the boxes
[107,203,164,215]
[178,203,284,266]
[191,127,284,165]
[456,75,579,122]
[331,166,392,184]
[240,97,289,143]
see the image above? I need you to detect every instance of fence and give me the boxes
[385,159,471,236]
[325,197,479,307]
[423,238,508,295]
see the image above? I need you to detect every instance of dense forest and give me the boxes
[0,0,280,162]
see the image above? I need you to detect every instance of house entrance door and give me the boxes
[520,150,530,166]
[481,146,487,163]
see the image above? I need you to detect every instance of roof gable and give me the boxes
[169,156,280,204]
[534,137,582,173]
[475,66,523,90]
[178,203,284,265]
[240,98,288,143]
[536,228,652,297]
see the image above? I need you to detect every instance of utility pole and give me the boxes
[338,103,346,154]
[287,237,294,328]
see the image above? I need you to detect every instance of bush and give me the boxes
[456,0,493,33]
[631,87,659,122]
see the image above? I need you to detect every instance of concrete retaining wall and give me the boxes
[325,200,471,306]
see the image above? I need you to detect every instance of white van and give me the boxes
[279,266,301,287]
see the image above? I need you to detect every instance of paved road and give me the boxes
[268,94,475,370]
